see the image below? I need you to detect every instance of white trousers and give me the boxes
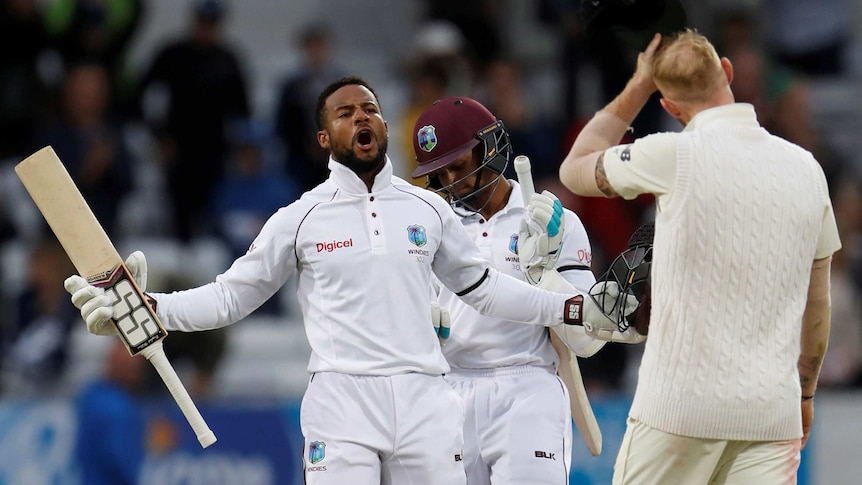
[301,372,467,485]
[445,365,572,485]
[613,418,802,485]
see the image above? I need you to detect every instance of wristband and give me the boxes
[801,395,814,401]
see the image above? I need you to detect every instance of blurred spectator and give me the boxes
[0,0,51,160]
[273,23,344,193]
[423,0,502,72]
[75,339,149,485]
[137,0,250,242]
[476,57,562,181]
[211,119,299,259]
[716,7,849,190]
[398,58,449,184]
[540,0,665,134]
[407,20,473,97]
[210,120,298,316]
[764,0,852,77]
[0,236,76,396]
[43,0,144,114]
[34,61,134,238]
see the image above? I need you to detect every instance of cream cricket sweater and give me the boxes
[629,112,833,440]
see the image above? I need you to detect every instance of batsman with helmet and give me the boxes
[412,97,644,484]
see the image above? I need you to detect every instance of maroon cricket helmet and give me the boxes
[411,97,510,178]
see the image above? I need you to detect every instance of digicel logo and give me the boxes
[316,238,353,252]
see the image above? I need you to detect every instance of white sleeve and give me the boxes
[430,201,571,326]
[603,132,678,202]
[152,208,298,332]
[816,203,841,259]
[813,165,842,259]
[431,200,492,293]
[455,269,571,326]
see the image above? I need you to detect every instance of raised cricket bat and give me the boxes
[514,154,602,456]
[15,146,217,448]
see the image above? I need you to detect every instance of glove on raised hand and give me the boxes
[431,301,451,346]
[64,251,148,336]
[519,190,564,285]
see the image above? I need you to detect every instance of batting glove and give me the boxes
[519,190,564,285]
[64,251,149,336]
[565,281,645,344]
[431,301,451,346]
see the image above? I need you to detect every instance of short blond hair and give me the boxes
[652,29,725,103]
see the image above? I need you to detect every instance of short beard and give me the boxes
[332,136,389,176]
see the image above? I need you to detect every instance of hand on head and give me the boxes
[630,33,662,96]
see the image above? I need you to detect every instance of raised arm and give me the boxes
[559,34,661,197]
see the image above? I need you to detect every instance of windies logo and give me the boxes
[407,225,427,247]
[308,441,326,464]
[417,125,437,152]
[509,234,519,254]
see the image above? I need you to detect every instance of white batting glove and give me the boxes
[519,190,564,285]
[431,301,451,346]
[583,281,645,344]
[64,251,149,336]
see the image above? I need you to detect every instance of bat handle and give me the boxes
[513,155,536,203]
[142,341,217,448]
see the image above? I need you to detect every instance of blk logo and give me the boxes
[535,451,556,460]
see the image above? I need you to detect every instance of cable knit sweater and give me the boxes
[628,108,835,440]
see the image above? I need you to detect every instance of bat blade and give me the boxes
[15,146,216,448]
[15,147,165,354]
[550,331,603,456]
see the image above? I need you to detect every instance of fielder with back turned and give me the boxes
[559,27,841,484]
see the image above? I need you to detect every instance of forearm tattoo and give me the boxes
[798,355,823,391]
[595,153,619,197]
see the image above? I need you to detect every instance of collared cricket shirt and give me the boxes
[152,158,572,376]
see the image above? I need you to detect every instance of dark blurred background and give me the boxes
[0,1,860,483]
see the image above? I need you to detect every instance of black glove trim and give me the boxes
[564,295,584,325]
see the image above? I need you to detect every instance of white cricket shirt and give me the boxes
[440,180,597,369]
[152,158,573,376]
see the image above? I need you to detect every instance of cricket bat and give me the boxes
[15,146,217,449]
[514,155,602,456]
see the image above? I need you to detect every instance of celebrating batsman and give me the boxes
[66,77,629,485]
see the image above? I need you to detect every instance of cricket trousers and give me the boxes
[613,417,802,485]
[301,372,467,485]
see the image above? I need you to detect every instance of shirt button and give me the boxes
[482,232,488,237]
[370,196,374,201]
[374,230,379,235]
[479,219,485,224]
[372,212,377,217]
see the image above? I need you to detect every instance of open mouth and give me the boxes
[356,129,374,149]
